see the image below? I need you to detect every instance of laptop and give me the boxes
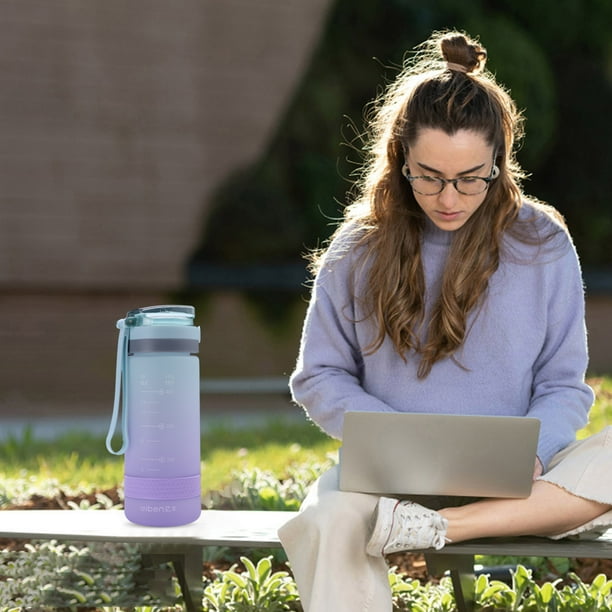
[339,412,540,499]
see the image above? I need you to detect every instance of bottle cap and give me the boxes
[124,305,195,327]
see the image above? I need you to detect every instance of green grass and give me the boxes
[198,419,339,494]
[0,418,339,500]
[0,376,609,501]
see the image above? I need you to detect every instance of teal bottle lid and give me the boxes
[124,305,195,327]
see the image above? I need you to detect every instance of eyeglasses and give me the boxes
[402,164,499,196]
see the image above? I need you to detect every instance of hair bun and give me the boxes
[440,33,487,74]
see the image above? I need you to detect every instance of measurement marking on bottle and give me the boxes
[141,423,176,430]
[142,456,176,463]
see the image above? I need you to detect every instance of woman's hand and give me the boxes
[533,457,544,480]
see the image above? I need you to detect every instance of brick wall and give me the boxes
[0,0,332,290]
[0,0,332,413]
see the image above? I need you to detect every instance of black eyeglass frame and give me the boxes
[401,163,499,196]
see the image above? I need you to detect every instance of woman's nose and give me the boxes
[437,181,460,208]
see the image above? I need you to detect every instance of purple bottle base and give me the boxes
[125,496,201,527]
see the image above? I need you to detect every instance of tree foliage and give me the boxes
[194,0,612,270]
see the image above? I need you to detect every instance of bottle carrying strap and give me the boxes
[105,319,130,455]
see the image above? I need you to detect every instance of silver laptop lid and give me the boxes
[339,412,540,498]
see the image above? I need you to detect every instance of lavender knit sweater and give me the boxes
[290,203,594,469]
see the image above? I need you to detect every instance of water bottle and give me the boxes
[106,305,201,526]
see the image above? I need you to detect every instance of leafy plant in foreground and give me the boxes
[389,570,456,611]
[204,555,300,611]
[0,540,151,608]
[474,564,612,611]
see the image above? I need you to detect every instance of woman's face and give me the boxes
[404,128,496,231]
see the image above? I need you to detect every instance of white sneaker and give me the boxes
[366,497,448,557]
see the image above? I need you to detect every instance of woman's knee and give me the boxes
[299,488,377,537]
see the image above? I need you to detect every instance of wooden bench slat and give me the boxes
[0,509,295,547]
[2,508,611,556]
[443,533,612,559]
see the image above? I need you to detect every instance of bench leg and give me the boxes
[425,553,475,612]
[144,545,203,612]
[170,546,203,612]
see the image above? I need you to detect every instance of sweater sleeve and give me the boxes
[289,252,394,440]
[527,240,594,469]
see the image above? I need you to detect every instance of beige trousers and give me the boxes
[278,427,612,612]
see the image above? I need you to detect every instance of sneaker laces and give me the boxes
[394,501,448,550]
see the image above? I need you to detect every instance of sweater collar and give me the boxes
[422,218,454,247]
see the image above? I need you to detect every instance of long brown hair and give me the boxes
[312,30,564,378]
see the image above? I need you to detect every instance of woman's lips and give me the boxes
[436,211,462,220]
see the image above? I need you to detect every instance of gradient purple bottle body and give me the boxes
[106,305,201,526]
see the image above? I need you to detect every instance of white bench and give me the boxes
[1,509,611,612]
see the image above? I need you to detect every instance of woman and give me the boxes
[278,30,612,611]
